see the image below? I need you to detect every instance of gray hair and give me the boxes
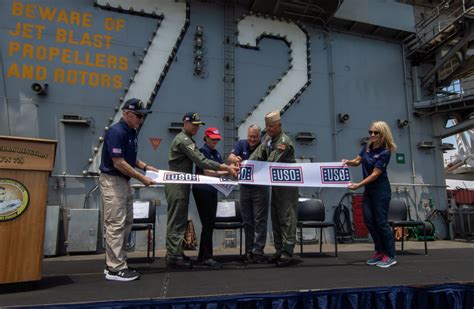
[248,124,261,132]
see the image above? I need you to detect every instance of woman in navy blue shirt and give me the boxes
[342,121,397,268]
[192,127,228,268]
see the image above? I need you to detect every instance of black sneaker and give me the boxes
[276,253,293,267]
[105,268,140,281]
[128,266,138,273]
[244,252,254,263]
[202,258,222,268]
[268,252,281,263]
[252,254,268,264]
[167,257,193,269]
[104,266,137,275]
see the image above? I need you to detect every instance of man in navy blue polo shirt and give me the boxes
[228,124,270,263]
[99,98,158,281]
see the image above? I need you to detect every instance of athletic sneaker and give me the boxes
[376,255,397,268]
[366,252,384,265]
[105,268,140,281]
[105,266,137,275]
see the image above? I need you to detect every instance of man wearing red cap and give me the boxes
[192,127,228,268]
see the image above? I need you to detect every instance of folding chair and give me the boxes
[131,200,157,262]
[297,199,338,257]
[214,200,244,256]
[388,198,428,255]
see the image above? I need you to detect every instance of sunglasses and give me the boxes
[129,112,144,119]
[368,130,380,136]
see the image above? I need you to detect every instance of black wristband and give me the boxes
[143,165,148,172]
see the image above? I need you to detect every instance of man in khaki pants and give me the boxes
[99,98,158,281]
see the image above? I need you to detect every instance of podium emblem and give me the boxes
[0,179,30,222]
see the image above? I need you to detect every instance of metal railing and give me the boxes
[411,0,468,50]
[434,78,474,103]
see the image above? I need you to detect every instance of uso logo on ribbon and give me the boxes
[164,172,199,182]
[239,165,254,182]
[270,166,303,183]
[320,166,350,184]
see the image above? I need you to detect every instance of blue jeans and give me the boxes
[363,181,396,258]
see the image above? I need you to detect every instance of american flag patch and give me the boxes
[112,148,122,154]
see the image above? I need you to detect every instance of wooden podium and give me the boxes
[0,136,57,284]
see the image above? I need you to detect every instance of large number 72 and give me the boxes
[88,3,310,171]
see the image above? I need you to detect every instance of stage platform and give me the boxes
[0,241,473,307]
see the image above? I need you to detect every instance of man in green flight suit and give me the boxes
[249,110,299,267]
[165,112,239,268]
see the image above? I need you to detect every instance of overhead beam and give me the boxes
[434,118,474,138]
[371,26,380,35]
[348,20,357,31]
[438,56,473,87]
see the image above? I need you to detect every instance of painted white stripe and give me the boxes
[89,0,187,173]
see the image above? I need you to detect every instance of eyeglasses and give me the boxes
[368,130,380,136]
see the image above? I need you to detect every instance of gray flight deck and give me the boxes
[1,241,473,307]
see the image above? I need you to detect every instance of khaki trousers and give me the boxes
[271,186,299,256]
[99,173,133,271]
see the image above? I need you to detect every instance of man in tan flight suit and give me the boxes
[165,112,239,268]
[249,110,299,267]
